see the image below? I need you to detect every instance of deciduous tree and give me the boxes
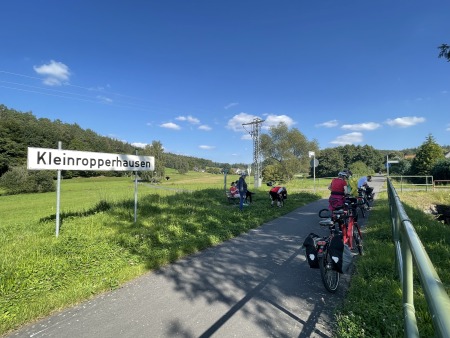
[140,141,165,181]
[260,122,318,181]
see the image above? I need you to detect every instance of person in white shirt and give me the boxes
[357,175,374,200]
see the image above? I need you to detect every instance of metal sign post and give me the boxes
[309,151,318,193]
[386,155,399,176]
[134,150,138,224]
[223,169,229,191]
[56,141,62,237]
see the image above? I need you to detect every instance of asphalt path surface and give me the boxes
[7,177,385,338]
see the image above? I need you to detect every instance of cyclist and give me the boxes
[327,171,349,211]
[357,175,374,209]
[357,175,374,199]
[345,170,359,197]
[269,186,287,207]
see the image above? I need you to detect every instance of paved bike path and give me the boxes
[8,177,384,338]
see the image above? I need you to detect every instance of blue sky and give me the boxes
[1,1,449,164]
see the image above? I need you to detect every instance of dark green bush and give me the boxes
[431,158,450,181]
[0,166,55,194]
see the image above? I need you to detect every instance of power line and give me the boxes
[242,118,265,188]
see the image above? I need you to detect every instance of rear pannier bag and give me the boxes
[302,233,321,269]
[328,234,353,274]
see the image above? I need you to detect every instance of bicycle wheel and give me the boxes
[358,204,366,219]
[319,249,340,293]
[364,194,372,209]
[353,223,363,255]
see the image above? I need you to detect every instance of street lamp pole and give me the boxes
[309,151,316,192]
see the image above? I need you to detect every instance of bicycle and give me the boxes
[345,197,363,255]
[318,197,363,255]
[358,186,374,211]
[316,217,341,293]
[356,190,368,218]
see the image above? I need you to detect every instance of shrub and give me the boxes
[0,166,55,194]
[431,158,450,181]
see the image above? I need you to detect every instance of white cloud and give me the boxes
[227,112,258,132]
[316,120,339,128]
[97,95,113,104]
[131,142,147,148]
[33,60,71,86]
[224,102,239,109]
[198,125,211,131]
[330,132,363,145]
[263,114,295,130]
[341,122,381,131]
[385,116,426,128]
[446,124,450,131]
[227,112,294,133]
[199,145,215,150]
[241,134,252,140]
[160,122,181,130]
[176,115,200,124]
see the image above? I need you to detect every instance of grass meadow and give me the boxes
[0,170,322,335]
[335,189,450,337]
[1,170,449,337]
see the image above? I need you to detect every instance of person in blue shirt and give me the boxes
[237,173,248,211]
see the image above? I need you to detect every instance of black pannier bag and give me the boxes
[328,234,353,274]
[302,233,321,269]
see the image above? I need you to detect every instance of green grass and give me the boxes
[0,172,321,335]
[5,172,446,337]
[335,190,450,337]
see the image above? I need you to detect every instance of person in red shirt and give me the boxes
[229,182,239,197]
[328,171,349,211]
[269,186,287,207]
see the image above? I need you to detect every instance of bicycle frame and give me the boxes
[324,198,362,253]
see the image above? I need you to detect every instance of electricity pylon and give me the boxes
[242,118,265,188]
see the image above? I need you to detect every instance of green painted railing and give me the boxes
[387,179,450,337]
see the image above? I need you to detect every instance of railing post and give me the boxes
[402,229,419,337]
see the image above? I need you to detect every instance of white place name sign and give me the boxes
[27,147,155,171]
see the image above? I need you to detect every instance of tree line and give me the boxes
[1,104,449,194]
[259,123,449,183]
[0,105,244,194]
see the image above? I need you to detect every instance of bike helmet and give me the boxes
[338,171,348,177]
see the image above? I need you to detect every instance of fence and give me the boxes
[388,175,434,192]
[434,180,450,191]
[387,178,450,337]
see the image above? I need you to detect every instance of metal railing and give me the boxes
[387,179,450,337]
